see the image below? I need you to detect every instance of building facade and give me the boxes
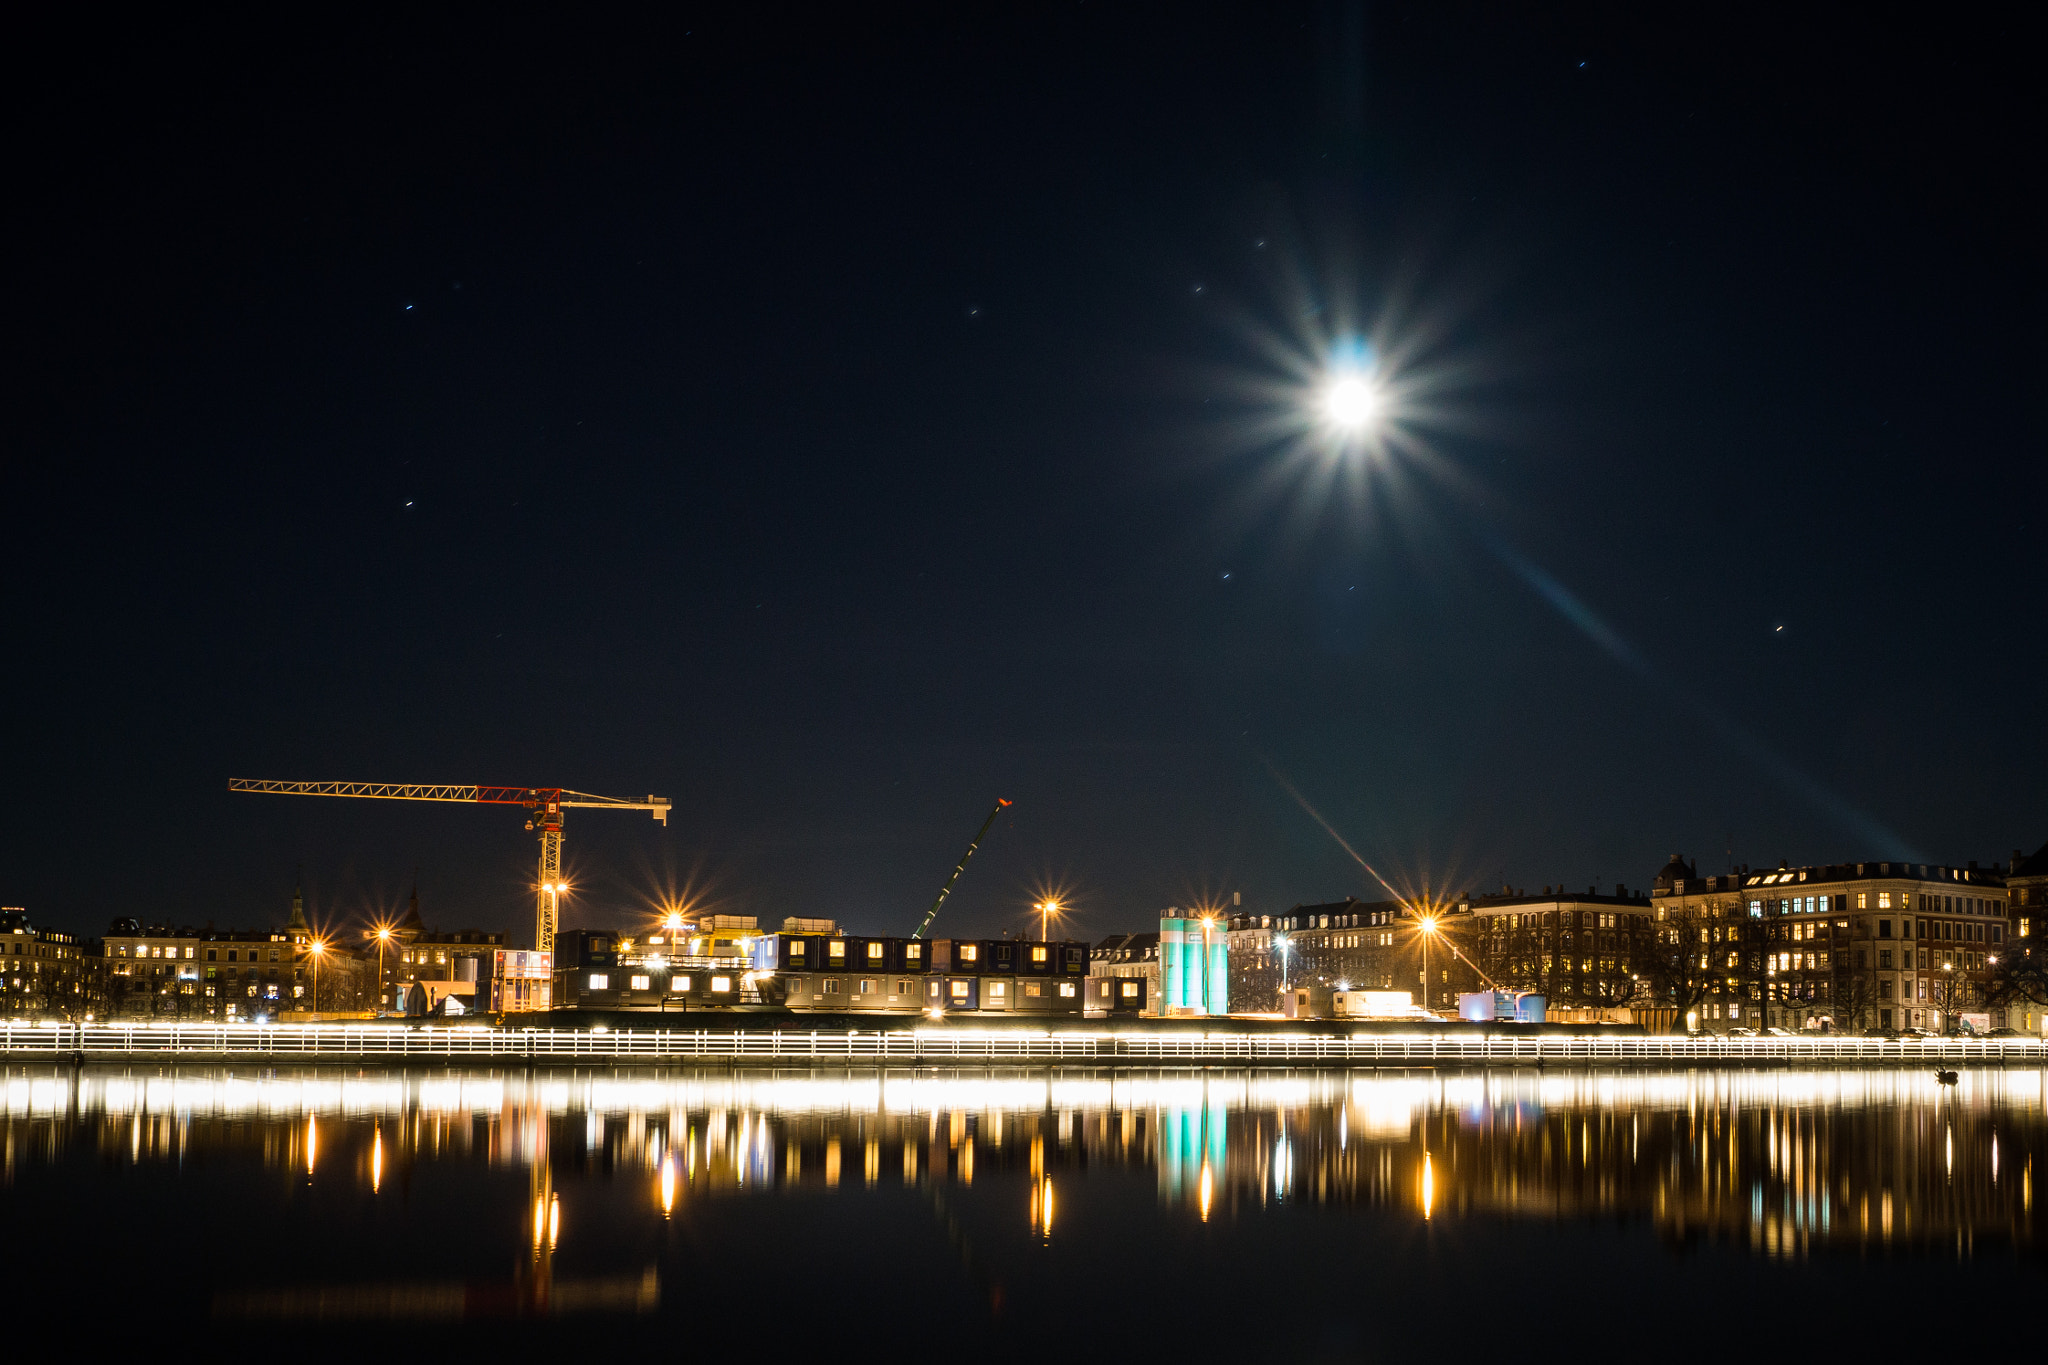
[1225,899,1476,1014]
[0,909,89,1018]
[1642,855,2011,1034]
[1467,884,1655,1016]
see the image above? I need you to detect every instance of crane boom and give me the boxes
[229,778,669,954]
[910,798,1011,940]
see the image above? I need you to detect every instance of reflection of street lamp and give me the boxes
[1275,936,1292,998]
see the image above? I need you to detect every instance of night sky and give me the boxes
[11,5,2043,946]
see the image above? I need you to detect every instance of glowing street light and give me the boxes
[1038,899,1062,943]
[371,924,395,1013]
[1416,914,1439,1014]
[308,937,327,1015]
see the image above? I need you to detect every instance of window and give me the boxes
[895,980,910,994]
[1878,920,1892,939]
[1023,983,1042,997]
[588,973,610,989]
[988,982,1007,998]
[928,980,941,998]
[1878,892,1892,909]
[672,976,691,993]
[1120,981,1139,998]
[822,978,842,994]
[866,942,884,960]
[858,979,876,993]
[828,940,846,959]
[905,944,923,963]
[949,980,971,1000]
[1059,982,1077,997]
[789,941,807,958]
[629,975,651,991]
[1031,945,1049,963]
[711,976,733,993]
[961,945,980,963]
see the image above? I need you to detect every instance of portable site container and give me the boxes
[1088,976,1147,1014]
[1012,976,1084,1015]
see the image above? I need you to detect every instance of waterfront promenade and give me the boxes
[2,1020,2042,1068]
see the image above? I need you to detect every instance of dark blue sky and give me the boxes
[11,4,2043,945]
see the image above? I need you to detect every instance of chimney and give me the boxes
[1615,883,1627,898]
[2016,850,2026,874]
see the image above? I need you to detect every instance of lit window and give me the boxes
[1031,945,1049,963]
[1879,892,1892,909]
[949,980,971,1000]
[828,941,846,959]
[630,975,651,990]
[989,982,1007,997]
[961,945,979,962]
[672,976,691,992]
[711,976,733,993]
[866,942,884,960]
[589,973,609,989]
[1121,981,1139,998]
[1022,983,1041,997]
[1059,982,1076,997]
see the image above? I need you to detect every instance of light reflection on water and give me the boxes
[2,1064,2041,1264]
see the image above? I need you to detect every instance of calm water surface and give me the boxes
[3,1065,2039,1358]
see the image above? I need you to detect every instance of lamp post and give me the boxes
[1417,915,1438,1015]
[373,926,394,1013]
[1200,915,1215,1015]
[1038,899,1061,943]
[308,938,326,1016]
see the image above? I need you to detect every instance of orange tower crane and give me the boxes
[228,779,670,954]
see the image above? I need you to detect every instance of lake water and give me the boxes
[3,1064,2039,1358]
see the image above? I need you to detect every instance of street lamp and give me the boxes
[1199,915,1217,1015]
[1038,899,1062,943]
[308,938,327,1016]
[373,925,394,1013]
[1417,915,1439,1014]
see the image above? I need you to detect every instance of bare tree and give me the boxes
[1641,905,1723,1024]
[1984,941,2048,1026]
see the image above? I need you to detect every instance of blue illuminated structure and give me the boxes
[1159,912,1229,1015]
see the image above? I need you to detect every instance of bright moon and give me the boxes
[1322,375,1377,430]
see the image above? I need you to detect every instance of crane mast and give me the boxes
[228,779,669,954]
[910,798,1011,940]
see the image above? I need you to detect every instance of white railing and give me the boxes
[0,1021,2042,1066]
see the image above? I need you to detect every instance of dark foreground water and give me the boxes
[2,1065,2039,1359]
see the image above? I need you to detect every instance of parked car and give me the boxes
[1900,1027,1938,1038]
[1726,1026,1758,1037]
[1862,1026,1899,1039]
[1763,1027,1796,1038]
[1985,1027,2023,1037]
